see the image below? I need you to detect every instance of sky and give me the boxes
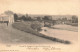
[0,0,80,15]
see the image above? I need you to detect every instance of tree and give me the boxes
[62,17,67,21]
[4,10,14,15]
[25,14,28,18]
[31,23,42,32]
[21,15,26,21]
[43,16,52,21]
[37,17,41,21]
[72,15,78,23]
[14,13,18,21]
[25,16,31,21]
[27,16,31,21]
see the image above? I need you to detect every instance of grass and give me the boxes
[12,21,71,44]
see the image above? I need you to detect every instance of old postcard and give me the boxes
[0,0,80,52]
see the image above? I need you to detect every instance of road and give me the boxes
[0,23,55,44]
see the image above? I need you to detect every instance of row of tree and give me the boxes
[4,10,78,23]
[14,13,53,22]
[57,15,78,23]
[14,14,32,21]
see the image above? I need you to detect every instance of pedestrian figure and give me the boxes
[6,21,9,26]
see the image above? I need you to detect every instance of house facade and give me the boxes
[0,14,14,23]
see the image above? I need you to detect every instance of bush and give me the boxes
[31,23,42,31]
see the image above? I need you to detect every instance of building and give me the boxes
[0,13,14,23]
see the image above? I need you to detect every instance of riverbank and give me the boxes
[40,27,78,44]
[12,21,72,44]
[51,24,78,32]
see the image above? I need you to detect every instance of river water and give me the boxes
[39,24,78,44]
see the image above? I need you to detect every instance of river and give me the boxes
[39,24,78,44]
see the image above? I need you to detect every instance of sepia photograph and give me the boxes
[0,0,79,52]
[0,11,78,44]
